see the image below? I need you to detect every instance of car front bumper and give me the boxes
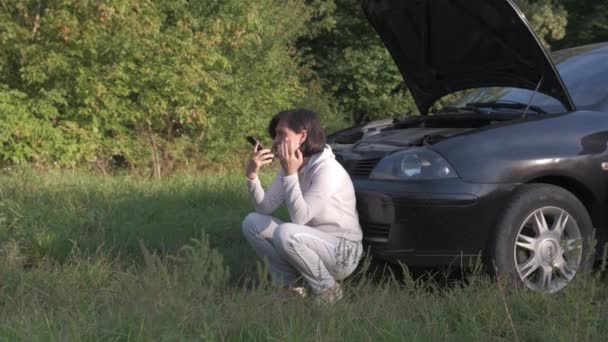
[353,178,519,266]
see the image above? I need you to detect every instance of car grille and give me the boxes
[349,157,382,177]
[361,222,390,238]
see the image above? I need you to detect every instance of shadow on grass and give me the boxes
[0,172,275,281]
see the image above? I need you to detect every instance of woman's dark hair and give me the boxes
[268,108,326,158]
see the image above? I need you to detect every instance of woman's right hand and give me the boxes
[246,142,274,180]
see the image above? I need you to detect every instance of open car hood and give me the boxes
[363,0,576,114]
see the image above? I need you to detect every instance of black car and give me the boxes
[328,0,608,293]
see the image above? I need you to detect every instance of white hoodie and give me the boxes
[246,145,362,242]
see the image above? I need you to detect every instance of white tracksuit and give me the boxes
[242,145,363,294]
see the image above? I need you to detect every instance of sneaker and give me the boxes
[270,286,309,302]
[313,282,343,305]
[291,286,308,298]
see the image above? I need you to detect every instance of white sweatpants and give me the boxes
[242,212,363,295]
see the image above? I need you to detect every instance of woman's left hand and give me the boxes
[278,138,303,176]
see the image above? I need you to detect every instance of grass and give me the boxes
[0,169,607,340]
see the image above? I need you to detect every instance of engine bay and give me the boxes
[330,113,516,154]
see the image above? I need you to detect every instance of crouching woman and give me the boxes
[242,108,363,304]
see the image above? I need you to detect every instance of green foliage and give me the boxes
[553,0,608,49]
[515,0,568,49]
[0,0,322,171]
[201,0,312,160]
[300,0,418,125]
[0,86,56,165]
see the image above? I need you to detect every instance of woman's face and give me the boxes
[273,120,306,150]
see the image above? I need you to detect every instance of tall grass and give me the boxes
[0,169,272,278]
[0,170,607,340]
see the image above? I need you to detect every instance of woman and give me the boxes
[242,108,363,304]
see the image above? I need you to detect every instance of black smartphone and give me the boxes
[246,135,264,151]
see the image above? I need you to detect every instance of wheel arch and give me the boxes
[525,175,602,237]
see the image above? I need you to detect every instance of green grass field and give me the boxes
[0,170,607,341]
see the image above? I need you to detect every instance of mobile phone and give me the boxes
[246,135,264,151]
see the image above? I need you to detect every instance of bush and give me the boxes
[0,0,328,172]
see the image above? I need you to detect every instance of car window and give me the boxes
[448,87,565,113]
[446,47,608,113]
[557,53,608,109]
[446,87,566,114]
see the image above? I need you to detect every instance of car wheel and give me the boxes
[489,184,594,293]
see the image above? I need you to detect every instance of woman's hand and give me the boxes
[278,138,303,176]
[245,142,274,180]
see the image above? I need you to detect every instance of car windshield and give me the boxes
[446,45,608,114]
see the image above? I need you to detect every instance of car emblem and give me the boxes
[548,245,555,259]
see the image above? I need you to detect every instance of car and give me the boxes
[328,0,608,293]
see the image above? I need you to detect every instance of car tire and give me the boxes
[489,184,594,293]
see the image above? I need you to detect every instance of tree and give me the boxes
[300,0,417,126]
[551,0,608,49]
[515,0,568,49]
[0,0,318,171]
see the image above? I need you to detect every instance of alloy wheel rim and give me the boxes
[513,206,583,293]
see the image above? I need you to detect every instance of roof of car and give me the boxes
[551,42,608,62]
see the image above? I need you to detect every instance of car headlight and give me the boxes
[369,148,458,180]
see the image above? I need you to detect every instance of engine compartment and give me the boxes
[330,113,515,153]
